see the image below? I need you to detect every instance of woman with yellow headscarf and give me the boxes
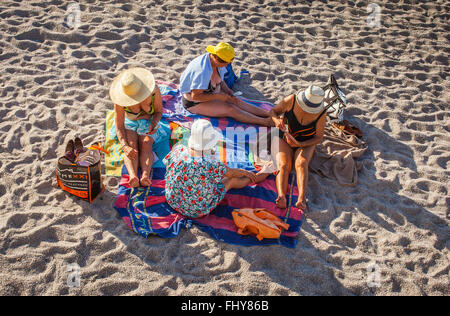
[179,42,274,127]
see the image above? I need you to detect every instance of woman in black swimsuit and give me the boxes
[269,85,327,210]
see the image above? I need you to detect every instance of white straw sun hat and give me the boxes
[295,85,325,114]
[109,67,155,107]
[188,119,222,151]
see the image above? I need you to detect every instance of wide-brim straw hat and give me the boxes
[188,119,223,151]
[295,85,325,114]
[109,67,155,107]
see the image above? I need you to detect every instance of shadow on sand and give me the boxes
[301,115,448,294]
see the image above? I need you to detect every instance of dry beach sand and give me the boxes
[0,0,449,296]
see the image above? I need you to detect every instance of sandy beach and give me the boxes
[0,0,448,296]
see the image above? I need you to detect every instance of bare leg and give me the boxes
[234,98,271,118]
[294,145,316,209]
[272,136,294,209]
[223,170,270,192]
[138,135,154,187]
[124,129,139,188]
[189,100,273,127]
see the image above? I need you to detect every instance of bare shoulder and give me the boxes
[114,103,125,112]
[285,93,295,103]
[274,94,295,113]
[318,110,327,124]
[154,85,161,96]
[315,111,327,135]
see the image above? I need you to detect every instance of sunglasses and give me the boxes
[214,54,233,64]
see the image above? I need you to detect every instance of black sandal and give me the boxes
[74,136,85,155]
[65,140,76,162]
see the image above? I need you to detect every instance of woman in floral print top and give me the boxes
[163,119,269,218]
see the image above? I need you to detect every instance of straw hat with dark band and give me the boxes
[295,85,325,114]
[109,68,155,107]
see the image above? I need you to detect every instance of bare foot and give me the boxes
[129,175,139,188]
[296,200,307,211]
[253,168,271,183]
[140,172,152,187]
[275,195,287,209]
[140,177,152,187]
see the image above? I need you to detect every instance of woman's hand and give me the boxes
[123,145,138,160]
[220,80,234,96]
[272,116,286,132]
[238,169,257,183]
[284,132,300,148]
[146,121,160,135]
[224,167,257,183]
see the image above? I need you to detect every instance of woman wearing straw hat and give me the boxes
[179,42,274,127]
[163,119,270,218]
[110,67,165,188]
[269,85,327,210]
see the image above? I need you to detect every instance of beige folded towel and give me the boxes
[309,124,368,186]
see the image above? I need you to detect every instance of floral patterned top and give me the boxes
[163,145,228,218]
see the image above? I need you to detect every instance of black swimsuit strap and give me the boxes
[315,108,328,122]
[290,94,296,112]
